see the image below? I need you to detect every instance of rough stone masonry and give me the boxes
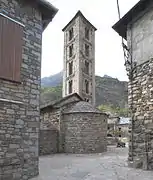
[112,0,153,170]
[40,94,108,155]
[0,0,57,179]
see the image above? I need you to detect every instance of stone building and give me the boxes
[40,11,108,155]
[117,117,130,138]
[0,0,57,179]
[107,115,120,136]
[107,115,130,145]
[107,116,130,138]
[62,11,96,106]
[113,0,153,170]
[40,93,82,155]
[40,93,107,154]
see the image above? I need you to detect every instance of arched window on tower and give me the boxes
[85,44,89,57]
[85,61,89,75]
[69,28,74,41]
[69,80,73,94]
[84,98,89,102]
[69,61,73,76]
[85,80,89,94]
[69,44,73,57]
[85,27,89,40]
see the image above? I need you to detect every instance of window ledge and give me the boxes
[0,98,24,105]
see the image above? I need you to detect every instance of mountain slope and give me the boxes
[41,71,63,87]
[41,73,128,108]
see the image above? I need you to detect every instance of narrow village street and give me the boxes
[32,146,153,180]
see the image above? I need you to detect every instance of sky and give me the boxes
[41,0,139,81]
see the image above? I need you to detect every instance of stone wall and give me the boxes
[0,0,42,179]
[40,98,80,155]
[128,58,153,169]
[62,112,107,153]
[39,129,58,155]
[117,124,129,137]
[127,2,153,65]
[107,137,117,146]
[41,109,60,130]
[40,99,107,155]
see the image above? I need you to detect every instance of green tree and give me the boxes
[98,104,129,117]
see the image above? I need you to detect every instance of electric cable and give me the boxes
[116,0,134,161]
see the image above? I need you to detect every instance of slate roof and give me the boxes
[62,10,97,31]
[64,101,106,114]
[112,0,152,39]
[119,117,130,125]
[35,0,58,30]
[40,93,83,110]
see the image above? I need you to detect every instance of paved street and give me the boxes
[32,147,153,180]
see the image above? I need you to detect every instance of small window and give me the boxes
[108,127,110,130]
[69,28,73,41]
[69,44,73,57]
[85,27,89,40]
[69,61,73,76]
[69,80,73,94]
[85,80,89,94]
[85,44,89,57]
[85,61,89,74]
[119,127,121,131]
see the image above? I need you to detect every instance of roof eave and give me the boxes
[112,20,127,40]
[112,0,152,40]
[40,93,83,110]
[38,0,58,14]
[37,0,58,30]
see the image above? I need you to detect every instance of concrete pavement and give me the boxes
[32,147,153,180]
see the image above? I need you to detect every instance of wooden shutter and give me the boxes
[0,14,23,82]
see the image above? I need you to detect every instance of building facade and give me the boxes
[62,11,96,106]
[0,0,57,179]
[113,0,153,170]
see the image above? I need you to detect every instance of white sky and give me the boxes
[41,0,139,81]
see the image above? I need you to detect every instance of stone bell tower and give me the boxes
[62,10,97,106]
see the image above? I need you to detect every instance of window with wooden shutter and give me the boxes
[0,14,24,82]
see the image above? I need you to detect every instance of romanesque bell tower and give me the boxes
[62,10,97,106]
